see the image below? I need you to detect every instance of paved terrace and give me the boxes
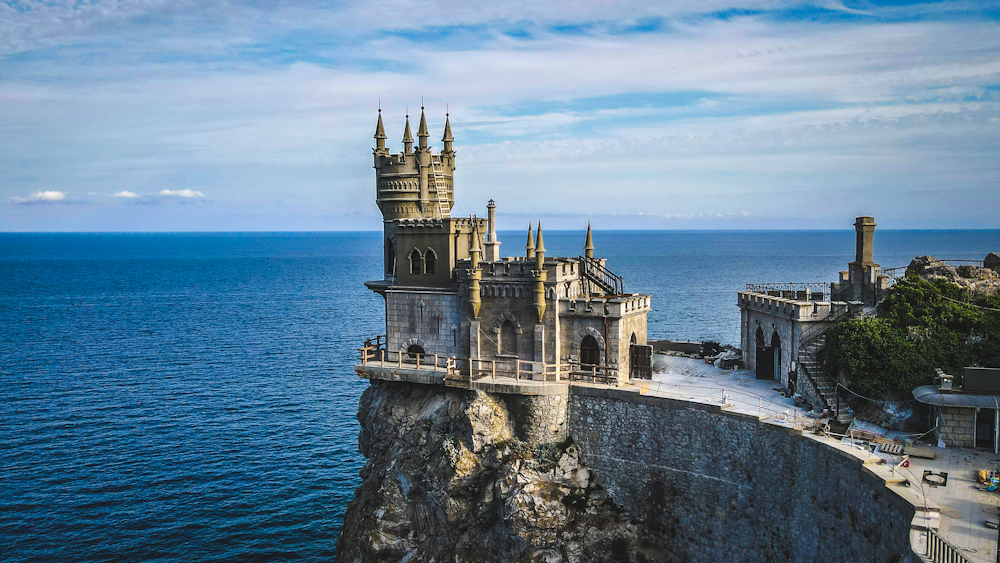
[356,350,1000,562]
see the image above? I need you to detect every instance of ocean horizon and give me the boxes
[3,229,999,562]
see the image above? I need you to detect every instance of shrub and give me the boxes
[821,275,1000,399]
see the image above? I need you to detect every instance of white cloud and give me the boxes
[10,190,67,204]
[114,190,140,198]
[159,189,205,198]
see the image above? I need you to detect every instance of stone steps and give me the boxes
[797,343,854,424]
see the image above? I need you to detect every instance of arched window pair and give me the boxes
[408,248,437,275]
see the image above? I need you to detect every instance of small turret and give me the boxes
[525,223,535,259]
[374,109,387,153]
[468,223,483,318]
[534,223,546,269]
[532,223,547,321]
[417,107,429,150]
[442,113,454,154]
[584,222,594,259]
[402,114,413,153]
[470,223,483,263]
[484,199,500,261]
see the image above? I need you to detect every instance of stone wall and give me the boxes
[568,387,917,563]
[386,289,463,358]
[938,406,976,448]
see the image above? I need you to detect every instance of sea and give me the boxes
[2,230,998,562]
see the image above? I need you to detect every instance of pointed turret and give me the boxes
[374,109,387,152]
[532,223,547,322]
[442,113,454,153]
[470,223,482,263]
[535,223,546,269]
[525,223,535,259]
[402,114,413,153]
[417,107,429,150]
[584,222,594,259]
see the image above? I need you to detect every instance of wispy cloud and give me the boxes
[1,1,998,230]
[158,189,205,198]
[9,190,67,204]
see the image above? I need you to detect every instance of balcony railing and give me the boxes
[358,335,620,386]
[745,283,831,302]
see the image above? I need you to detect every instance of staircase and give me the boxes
[430,157,450,217]
[798,336,854,424]
[580,255,626,296]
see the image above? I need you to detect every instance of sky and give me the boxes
[1,0,998,232]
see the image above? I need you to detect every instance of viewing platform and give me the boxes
[356,335,623,395]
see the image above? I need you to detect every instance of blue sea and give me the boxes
[2,230,998,562]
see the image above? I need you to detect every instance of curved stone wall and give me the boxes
[569,387,918,563]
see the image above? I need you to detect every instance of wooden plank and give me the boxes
[904,446,938,460]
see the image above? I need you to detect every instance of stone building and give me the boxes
[738,217,886,387]
[914,367,1000,452]
[361,108,652,385]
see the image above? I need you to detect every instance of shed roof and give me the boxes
[913,385,1000,408]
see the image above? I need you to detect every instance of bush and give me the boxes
[821,275,1000,399]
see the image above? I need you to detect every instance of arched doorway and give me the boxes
[771,331,782,381]
[500,320,517,356]
[406,344,425,360]
[580,335,600,366]
[755,326,773,380]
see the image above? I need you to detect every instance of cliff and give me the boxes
[335,381,653,563]
[337,379,921,563]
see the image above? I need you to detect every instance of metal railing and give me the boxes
[924,529,972,563]
[745,282,831,302]
[358,336,621,386]
[580,255,626,296]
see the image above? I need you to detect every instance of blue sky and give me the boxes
[1,0,998,231]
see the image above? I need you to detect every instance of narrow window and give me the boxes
[409,249,423,275]
[425,249,436,274]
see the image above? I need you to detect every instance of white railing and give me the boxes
[358,336,621,385]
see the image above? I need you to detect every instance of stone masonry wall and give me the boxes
[568,388,917,563]
[938,406,976,448]
[386,290,463,358]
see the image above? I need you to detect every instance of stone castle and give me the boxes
[361,107,652,385]
[340,111,935,563]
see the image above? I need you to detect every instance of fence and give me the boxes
[358,335,621,385]
[924,529,972,563]
[745,282,831,302]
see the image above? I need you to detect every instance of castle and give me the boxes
[359,108,652,385]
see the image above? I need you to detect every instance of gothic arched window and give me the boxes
[500,320,517,356]
[424,249,436,274]
[409,249,423,275]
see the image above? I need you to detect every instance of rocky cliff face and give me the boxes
[335,381,655,563]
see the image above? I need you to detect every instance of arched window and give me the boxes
[409,249,423,275]
[755,326,765,347]
[386,239,396,276]
[500,320,517,356]
[406,344,425,359]
[580,335,600,366]
[424,249,436,274]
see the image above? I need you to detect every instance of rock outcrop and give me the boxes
[335,381,654,563]
[906,254,1000,294]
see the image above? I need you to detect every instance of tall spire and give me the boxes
[442,112,454,153]
[374,109,386,152]
[534,223,546,269]
[417,105,429,150]
[584,222,594,259]
[402,112,413,153]
[525,223,535,259]
[470,222,482,260]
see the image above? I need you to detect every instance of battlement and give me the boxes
[737,290,845,321]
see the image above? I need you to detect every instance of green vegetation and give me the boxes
[821,276,1000,399]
